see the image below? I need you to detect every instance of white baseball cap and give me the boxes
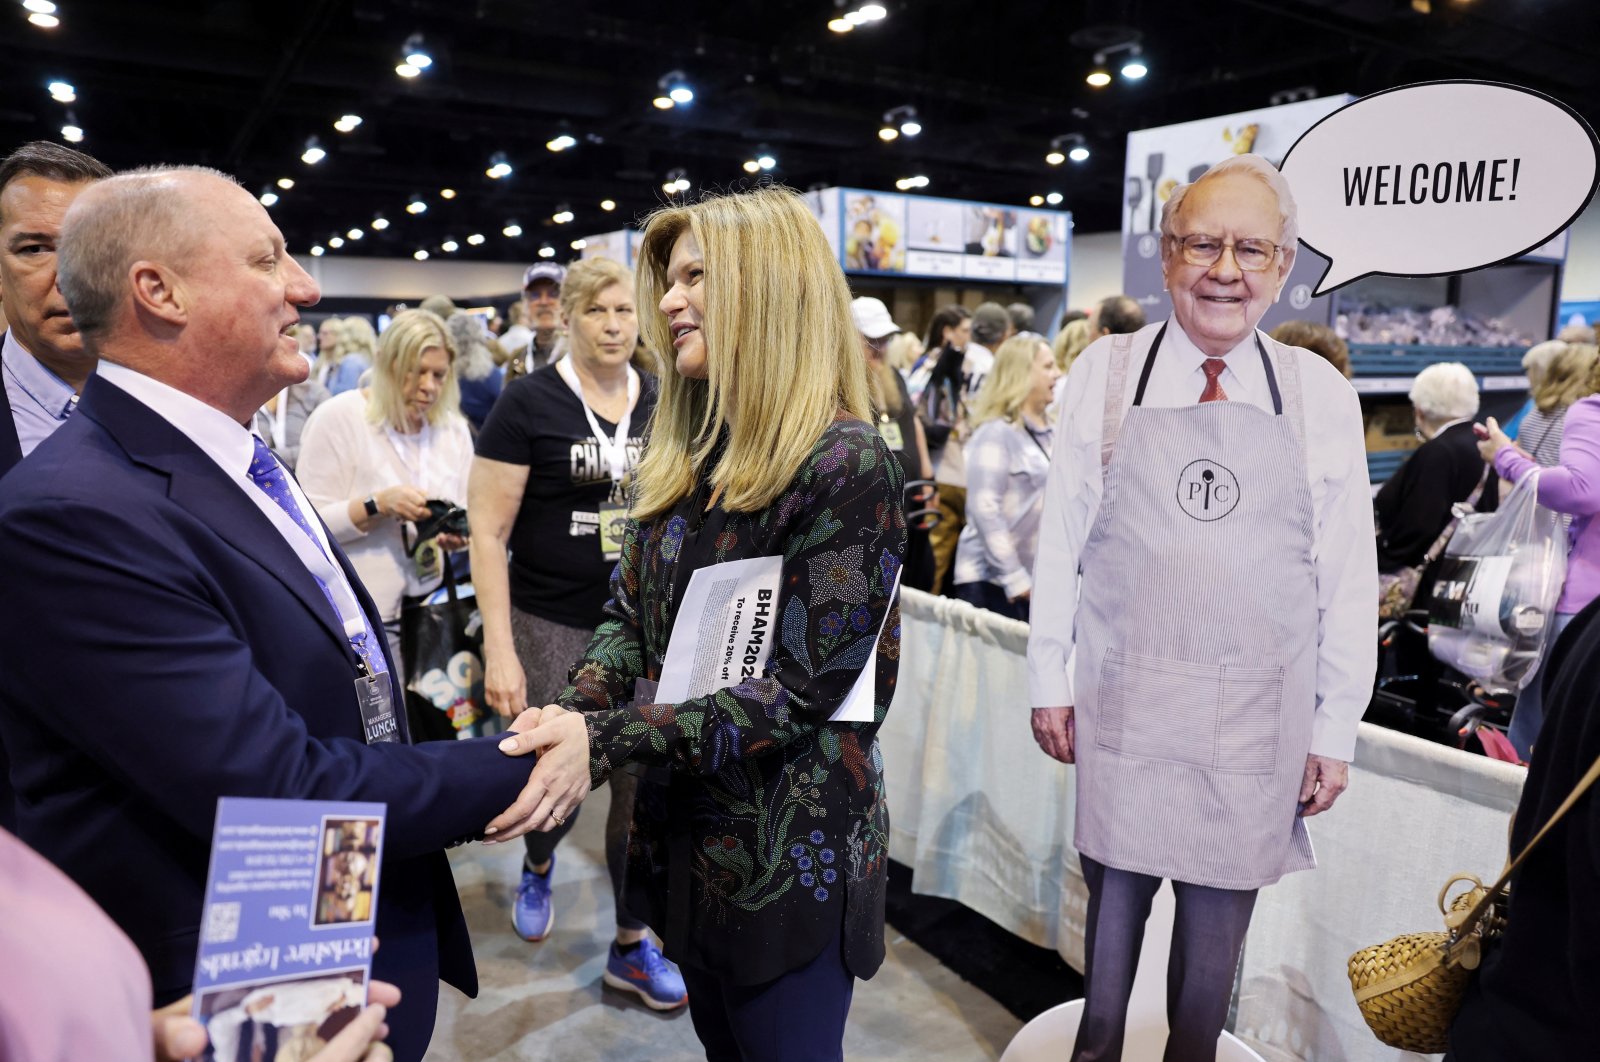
[851,296,901,340]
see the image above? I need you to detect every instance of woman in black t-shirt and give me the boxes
[467,258,684,1010]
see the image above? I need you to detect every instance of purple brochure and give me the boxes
[190,797,386,1062]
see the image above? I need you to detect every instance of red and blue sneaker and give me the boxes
[603,937,688,1011]
[512,856,555,941]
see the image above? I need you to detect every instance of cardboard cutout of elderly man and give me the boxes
[1026,154,1378,1060]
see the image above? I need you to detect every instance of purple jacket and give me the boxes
[1496,394,1600,614]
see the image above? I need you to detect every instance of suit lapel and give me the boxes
[81,377,357,659]
[0,337,24,477]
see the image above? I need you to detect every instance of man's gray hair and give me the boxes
[1408,361,1480,423]
[1159,154,1299,251]
[56,165,240,339]
[970,302,1011,347]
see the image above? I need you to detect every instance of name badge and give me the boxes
[879,419,905,451]
[356,667,401,744]
[412,537,443,582]
[599,502,628,562]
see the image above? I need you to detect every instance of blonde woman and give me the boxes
[492,187,905,1061]
[952,333,1060,621]
[1051,317,1095,374]
[467,257,680,1009]
[297,310,474,669]
[324,315,379,395]
[1515,342,1598,467]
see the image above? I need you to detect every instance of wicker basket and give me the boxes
[1347,876,1498,1052]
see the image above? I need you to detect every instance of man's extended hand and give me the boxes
[1298,754,1349,817]
[485,706,592,841]
[154,981,402,1062]
[1031,706,1075,764]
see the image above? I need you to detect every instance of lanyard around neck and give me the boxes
[556,357,640,484]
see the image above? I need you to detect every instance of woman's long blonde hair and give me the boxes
[1052,318,1094,373]
[631,187,870,520]
[1537,342,1599,412]
[366,309,461,430]
[970,333,1051,429]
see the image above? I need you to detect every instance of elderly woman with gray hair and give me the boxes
[1374,361,1496,574]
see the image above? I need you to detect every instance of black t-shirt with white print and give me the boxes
[474,363,656,629]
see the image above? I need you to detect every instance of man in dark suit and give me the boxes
[0,141,113,831]
[0,166,540,1062]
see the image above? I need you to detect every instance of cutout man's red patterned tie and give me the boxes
[1200,358,1229,403]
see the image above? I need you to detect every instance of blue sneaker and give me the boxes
[512,857,555,941]
[603,937,688,1011]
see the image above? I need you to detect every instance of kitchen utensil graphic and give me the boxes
[1126,176,1144,233]
[1146,152,1164,231]
[1188,163,1209,182]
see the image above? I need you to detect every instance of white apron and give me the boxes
[1073,325,1319,890]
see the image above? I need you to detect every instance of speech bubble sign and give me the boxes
[1280,81,1598,295]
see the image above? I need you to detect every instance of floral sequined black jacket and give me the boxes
[558,418,906,984]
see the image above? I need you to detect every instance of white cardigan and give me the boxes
[295,390,474,622]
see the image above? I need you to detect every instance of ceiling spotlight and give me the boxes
[1029,195,1045,206]
[333,114,363,133]
[1121,55,1149,79]
[546,134,577,152]
[24,0,58,12]
[1046,150,1066,166]
[47,80,74,103]
[467,233,486,245]
[1069,144,1090,162]
[901,119,922,137]
[259,190,279,207]
[328,236,345,249]
[757,153,777,170]
[1049,133,1090,165]
[402,33,433,70]
[742,159,761,174]
[503,221,523,237]
[1046,191,1064,205]
[486,152,512,179]
[406,197,427,215]
[28,11,59,28]
[657,71,694,108]
[310,245,325,257]
[414,249,429,261]
[439,188,456,199]
[346,228,363,240]
[1086,68,1112,88]
[1089,40,1147,84]
[60,120,83,143]
[652,95,674,110]
[883,105,920,140]
[894,175,930,191]
[441,238,459,253]
[571,238,587,251]
[370,215,389,231]
[858,4,888,19]
[878,126,899,142]
[276,177,295,190]
[552,206,575,224]
[662,169,691,196]
[396,62,420,78]
[844,10,866,25]
[600,198,617,211]
[828,17,852,32]
[301,137,326,165]
[538,244,556,259]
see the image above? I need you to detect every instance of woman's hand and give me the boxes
[435,532,469,552]
[482,641,528,719]
[376,486,431,522]
[485,706,593,840]
[1474,416,1515,463]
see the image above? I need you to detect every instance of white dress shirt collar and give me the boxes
[1162,316,1265,406]
[96,360,256,475]
[3,329,77,419]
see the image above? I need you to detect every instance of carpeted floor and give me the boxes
[425,782,1024,1061]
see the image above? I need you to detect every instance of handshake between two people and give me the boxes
[480,704,595,843]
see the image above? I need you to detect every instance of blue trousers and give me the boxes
[679,934,855,1062]
[1507,612,1576,760]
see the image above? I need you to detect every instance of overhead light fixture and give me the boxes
[878,125,898,142]
[882,105,920,141]
[830,3,886,31]
[24,0,58,12]
[439,188,456,199]
[486,152,512,179]
[60,117,83,143]
[894,175,930,191]
[402,33,433,70]
[858,4,887,19]
[661,169,691,196]
[538,244,556,259]
[370,214,390,231]
[346,228,363,240]
[396,62,421,78]
[655,70,694,109]
[310,245,326,257]
[571,238,587,251]
[502,221,523,237]
[1046,191,1064,205]
[276,177,295,190]
[1046,149,1066,166]
[1086,68,1112,88]
[546,134,577,152]
[414,249,429,261]
[1089,40,1146,85]
[406,197,426,215]
[1048,133,1089,165]
[466,233,486,245]
[600,198,617,212]
[742,159,760,174]
[828,17,852,32]
[1029,195,1045,206]
[333,114,363,133]
[441,238,459,253]
[259,190,279,207]
[47,80,74,103]
[328,236,345,249]
[1121,50,1148,79]
[552,205,575,224]
[301,137,326,165]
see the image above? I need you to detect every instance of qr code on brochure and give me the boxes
[203,901,242,944]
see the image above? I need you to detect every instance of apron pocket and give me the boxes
[1096,650,1282,774]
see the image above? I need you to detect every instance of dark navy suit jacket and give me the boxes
[0,375,535,1062]
[0,336,24,833]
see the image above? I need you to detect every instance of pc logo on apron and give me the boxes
[1176,459,1240,521]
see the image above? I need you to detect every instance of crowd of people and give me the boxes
[0,135,1596,1062]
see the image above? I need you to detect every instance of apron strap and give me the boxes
[1260,332,1307,452]
[1101,330,1138,474]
